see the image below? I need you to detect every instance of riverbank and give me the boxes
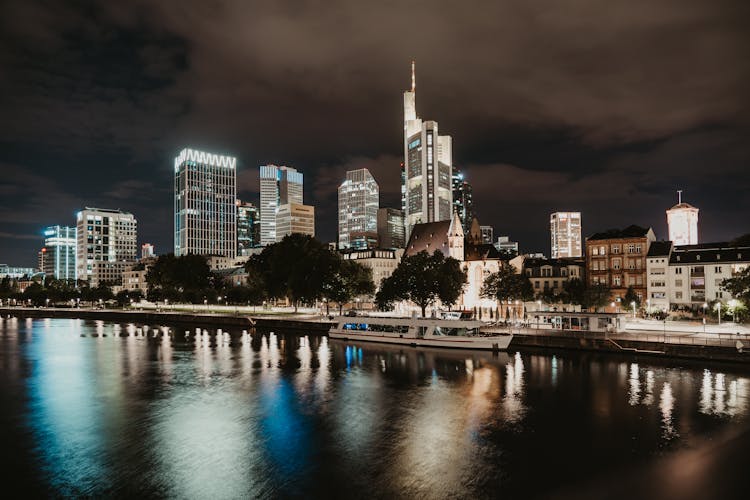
[0,307,333,334]
[2,307,748,363]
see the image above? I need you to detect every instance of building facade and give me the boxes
[341,248,405,290]
[42,225,77,280]
[338,168,379,249]
[494,236,519,256]
[76,208,138,287]
[480,225,494,245]
[452,167,474,233]
[666,191,699,246]
[236,200,261,255]
[585,225,656,305]
[0,264,36,279]
[174,148,237,257]
[645,241,673,312]
[550,212,582,258]
[260,165,303,246]
[516,256,585,297]
[377,208,405,249]
[141,243,155,259]
[403,62,452,238]
[276,203,315,240]
[647,242,749,312]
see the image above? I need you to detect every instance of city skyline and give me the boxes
[1,1,749,266]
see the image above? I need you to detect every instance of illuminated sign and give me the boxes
[174,148,237,171]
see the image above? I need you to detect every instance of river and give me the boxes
[0,317,748,499]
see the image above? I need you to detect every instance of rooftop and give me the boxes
[588,225,652,241]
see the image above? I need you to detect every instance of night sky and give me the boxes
[1,0,749,267]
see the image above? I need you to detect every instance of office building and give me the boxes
[42,225,77,280]
[76,208,138,287]
[585,225,656,306]
[236,200,261,255]
[276,203,315,240]
[403,62,453,238]
[494,236,519,256]
[338,168,379,249]
[174,148,237,257]
[0,264,36,279]
[141,243,155,260]
[377,208,405,249]
[260,165,303,245]
[452,167,474,233]
[480,225,494,245]
[666,191,699,246]
[550,212,582,258]
[341,248,405,290]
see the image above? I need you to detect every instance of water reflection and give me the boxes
[1,318,749,498]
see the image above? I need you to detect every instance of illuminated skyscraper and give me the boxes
[338,168,379,249]
[236,200,261,254]
[174,148,237,257]
[377,208,405,249]
[42,225,77,280]
[403,61,453,238]
[550,212,582,258]
[76,208,137,286]
[259,165,303,245]
[276,203,315,240]
[452,167,474,233]
[666,191,699,246]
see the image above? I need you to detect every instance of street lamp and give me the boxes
[46,298,50,308]
[323,298,329,316]
[631,301,636,319]
[729,299,737,323]
[702,302,708,333]
[204,298,208,312]
[356,297,360,311]
[715,301,722,325]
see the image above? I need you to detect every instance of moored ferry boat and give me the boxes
[328,316,512,351]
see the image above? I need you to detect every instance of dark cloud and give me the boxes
[1,0,748,265]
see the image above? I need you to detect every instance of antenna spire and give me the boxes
[411,60,415,92]
[677,189,682,204]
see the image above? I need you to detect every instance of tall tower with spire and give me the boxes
[402,61,453,240]
[666,190,699,246]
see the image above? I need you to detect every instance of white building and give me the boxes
[260,165,303,245]
[174,148,237,257]
[403,62,452,238]
[141,243,155,259]
[338,168,379,249]
[42,225,77,280]
[341,248,404,290]
[646,241,749,312]
[276,203,315,240]
[550,212,582,258]
[76,208,138,287]
[666,191,699,246]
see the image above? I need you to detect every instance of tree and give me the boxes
[583,283,611,311]
[481,265,533,303]
[623,286,641,309]
[146,254,212,302]
[376,250,466,317]
[721,267,750,306]
[324,259,376,315]
[248,234,340,311]
[561,278,586,305]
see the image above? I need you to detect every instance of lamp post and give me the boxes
[646,299,650,317]
[715,302,722,325]
[536,300,542,329]
[323,298,329,316]
[729,299,737,323]
[356,297,360,311]
[204,298,208,313]
[702,302,708,333]
[46,298,50,308]
[631,301,636,319]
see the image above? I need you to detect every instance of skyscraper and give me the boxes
[259,165,303,245]
[377,208,405,249]
[276,203,315,240]
[236,200,261,254]
[338,168,379,249]
[550,212,582,258]
[452,167,474,233]
[480,225,494,245]
[76,208,137,286]
[174,148,237,257]
[403,61,453,238]
[42,225,77,280]
[666,190,699,246]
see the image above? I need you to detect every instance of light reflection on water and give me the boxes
[0,317,749,498]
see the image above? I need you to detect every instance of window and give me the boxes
[627,243,635,253]
[613,259,621,270]
[675,292,683,299]
[613,276,621,286]
[675,279,683,287]
[592,247,599,256]
[612,245,620,254]
[675,268,683,275]
[635,244,642,253]
[714,266,722,273]
[600,246,606,255]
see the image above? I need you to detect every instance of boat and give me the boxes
[328,316,512,351]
